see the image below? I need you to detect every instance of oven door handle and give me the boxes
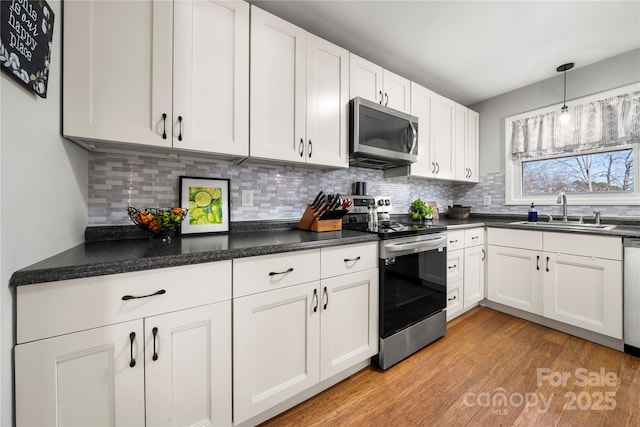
[384,236,447,253]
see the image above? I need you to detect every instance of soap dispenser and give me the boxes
[528,203,538,222]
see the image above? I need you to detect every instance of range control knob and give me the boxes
[385,199,391,206]
[378,199,385,206]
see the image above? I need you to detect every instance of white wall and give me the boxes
[0,1,88,424]
[470,49,640,174]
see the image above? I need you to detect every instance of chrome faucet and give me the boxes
[556,192,568,222]
[593,211,601,226]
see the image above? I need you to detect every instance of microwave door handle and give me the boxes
[408,121,417,155]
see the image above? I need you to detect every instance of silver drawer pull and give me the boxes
[344,256,361,262]
[448,264,457,270]
[269,267,294,276]
[122,289,166,301]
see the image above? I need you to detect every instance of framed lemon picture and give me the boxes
[179,176,230,235]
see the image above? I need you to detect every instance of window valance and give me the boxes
[511,90,640,160]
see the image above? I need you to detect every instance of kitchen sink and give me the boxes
[509,221,617,231]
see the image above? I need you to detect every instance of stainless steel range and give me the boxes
[343,196,447,370]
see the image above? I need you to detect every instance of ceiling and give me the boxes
[248,1,640,106]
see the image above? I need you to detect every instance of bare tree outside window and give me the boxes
[522,148,634,195]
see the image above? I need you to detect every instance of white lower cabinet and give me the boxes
[487,245,543,315]
[145,302,232,426]
[487,228,623,339]
[233,243,378,425]
[463,243,485,308]
[15,261,232,427]
[16,320,146,426]
[543,253,622,338]
[446,227,485,321]
[233,281,320,424]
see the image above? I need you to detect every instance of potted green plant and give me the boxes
[409,199,434,221]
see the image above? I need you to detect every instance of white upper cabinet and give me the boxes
[172,0,249,156]
[250,7,307,163]
[406,82,433,178]
[63,0,249,158]
[250,7,348,168]
[430,92,456,180]
[63,1,164,147]
[382,69,411,113]
[455,105,479,182]
[305,34,350,168]
[349,53,410,113]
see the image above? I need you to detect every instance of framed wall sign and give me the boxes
[0,0,55,98]
[179,176,230,235]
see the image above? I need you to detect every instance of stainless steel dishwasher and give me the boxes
[624,238,640,357]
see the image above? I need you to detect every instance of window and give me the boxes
[505,83,640,206]
[522,148,634,195]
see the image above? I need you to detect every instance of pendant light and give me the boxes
[557,62,574,124]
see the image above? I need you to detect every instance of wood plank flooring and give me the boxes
[260,307,640,426]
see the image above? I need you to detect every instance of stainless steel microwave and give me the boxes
[349,97,419,169]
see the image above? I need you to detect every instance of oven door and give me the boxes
[379,242,447,339]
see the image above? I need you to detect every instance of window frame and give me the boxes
[504,83,640,206]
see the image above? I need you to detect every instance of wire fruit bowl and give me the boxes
[127,207,188,239]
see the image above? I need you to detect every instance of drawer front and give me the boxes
[447,250,464,283]
[544,232,622,260]
[464,228,485,247]
[446,283,463,320]
[320,242,378,279]
[17,261,232,344]
[487,227,543,251]
[447,230,465,251]
[233,249,320,297]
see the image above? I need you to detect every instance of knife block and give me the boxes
[298,204,343,232]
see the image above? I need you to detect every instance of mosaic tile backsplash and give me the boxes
[88,152,466,225]
[88,153,640,225]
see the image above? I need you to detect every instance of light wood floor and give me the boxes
[260,307,640,426]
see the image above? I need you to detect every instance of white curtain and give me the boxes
[511,90,640,159]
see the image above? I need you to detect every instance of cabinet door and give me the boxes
[349,53,383,103]
[466,109,480,183]
[543,253,622,338]
[306,34,349,168]
[233,281,320,424]
[173,0,249,156]
[464,245,485,308]
[250,7,306,162]
[382,69,410,113]
[430,93,456,179]
[145,302,232,427]
[320,269,378,380]
[454,104,468,181]
[487,245,543,315]
[15,320,145,426]
[63,0,171,147]
[408,82,433,177]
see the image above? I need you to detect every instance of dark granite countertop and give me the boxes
[10,227,378,287]
[10,214,640,288]
[431,213,640,237]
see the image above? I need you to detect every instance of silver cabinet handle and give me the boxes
[299,138,304,157]
[379,90,384,104]
[384,93,389,106]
